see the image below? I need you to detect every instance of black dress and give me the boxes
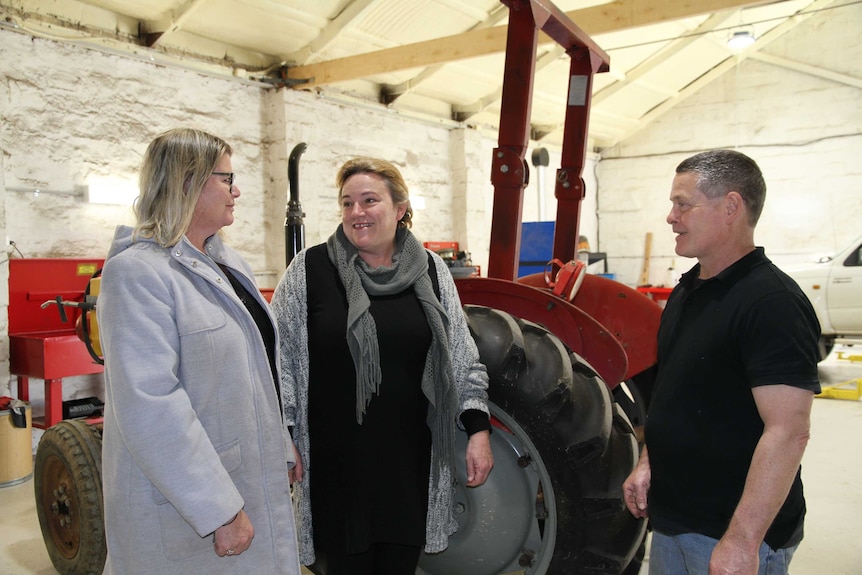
[304,244,433,554]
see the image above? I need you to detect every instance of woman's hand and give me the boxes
[288,444,303,484]
[465,430,493,487]
[213,509,254,557]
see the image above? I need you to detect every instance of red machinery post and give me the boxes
[553,45,607,264]
[486,2,535,280]
[462,0,661,384]
[487,0,609,280]
[448,8,651,572]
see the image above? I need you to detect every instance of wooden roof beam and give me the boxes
[144,0,210,48]
[285,0,775,88]
[284,0,380,66]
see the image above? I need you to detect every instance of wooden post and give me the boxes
[638,232,652,286]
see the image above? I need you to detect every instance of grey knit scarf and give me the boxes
[327,225,456,489]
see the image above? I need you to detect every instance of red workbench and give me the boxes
[635,286,673,307]
[8,258,104,429]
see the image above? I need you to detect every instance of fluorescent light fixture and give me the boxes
[6,185,83,198]
[86,175,138,205]
[727,29,756,51]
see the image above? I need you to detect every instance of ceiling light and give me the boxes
[727,29,756,51]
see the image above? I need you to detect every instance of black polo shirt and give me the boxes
[645,247,821,550]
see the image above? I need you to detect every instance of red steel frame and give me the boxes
[488,0,609,279]
[456,0,660,385]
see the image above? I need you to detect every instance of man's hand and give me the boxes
[709,384,814,574]
[709,535,759,575]
[623,447,651,519]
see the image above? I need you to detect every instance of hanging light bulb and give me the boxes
[727,28,756,51]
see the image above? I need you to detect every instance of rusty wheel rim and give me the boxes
[39,453,82,560]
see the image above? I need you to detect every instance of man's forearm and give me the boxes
[722,424,810,549]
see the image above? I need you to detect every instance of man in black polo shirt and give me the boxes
[623,149,821,574]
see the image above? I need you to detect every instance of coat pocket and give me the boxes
[153,439,243,560]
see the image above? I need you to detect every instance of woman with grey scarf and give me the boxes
[271,157,493,575]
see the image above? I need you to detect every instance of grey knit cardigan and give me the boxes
[271,247,490,565]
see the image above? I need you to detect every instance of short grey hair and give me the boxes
[676,149,766,226]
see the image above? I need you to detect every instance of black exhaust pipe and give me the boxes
[285,142,307,267]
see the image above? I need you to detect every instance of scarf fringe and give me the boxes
[327,226,457,500]
[355,323,381,423]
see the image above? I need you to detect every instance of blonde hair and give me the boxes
[134,128,232,246]
[336,157,413,228]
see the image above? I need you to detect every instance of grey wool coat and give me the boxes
[271,247,490,565]
[97,226,301,574]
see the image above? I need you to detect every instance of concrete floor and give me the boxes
[2,347,861,575]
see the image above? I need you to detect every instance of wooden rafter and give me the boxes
[749,52,862,89]
[285,0,380,66]
[285,0,776,88]
[599,0,838,149]
[382,3,510,104]
[145,0,210,48]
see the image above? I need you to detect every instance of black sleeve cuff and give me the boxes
[460,409,492,436]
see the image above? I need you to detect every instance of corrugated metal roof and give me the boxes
[1,0,852,149]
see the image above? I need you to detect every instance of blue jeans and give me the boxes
[649,531,798,575]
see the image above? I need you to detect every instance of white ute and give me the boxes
[783,235,862,359]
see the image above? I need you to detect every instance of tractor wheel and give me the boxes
[34,420,106,575]
[419,305,647,575]
[613,374,651,446]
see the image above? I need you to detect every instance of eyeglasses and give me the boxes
[211,172,236,190]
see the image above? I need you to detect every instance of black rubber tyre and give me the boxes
[34,420,106,575]
[464,305,647,574]
[613,363,655,447]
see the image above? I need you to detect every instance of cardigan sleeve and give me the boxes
[270,248,318,565]
[429,251,490,423]
[271,250,310,428]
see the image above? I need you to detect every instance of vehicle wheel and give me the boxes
[613,380,646,445]
[419,305,647,574]
[34,420,106,575]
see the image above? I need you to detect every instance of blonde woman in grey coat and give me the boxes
[97,128,301,574]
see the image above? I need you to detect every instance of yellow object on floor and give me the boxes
[835,351,862,363]
[817,379,862,401]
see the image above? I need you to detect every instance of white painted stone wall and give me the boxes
[597,7,862,287]
[0,28,512,414]
[270,89,494,270]
[0,29,267,415]
[5,3,858,420]
[520,150,600,255]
